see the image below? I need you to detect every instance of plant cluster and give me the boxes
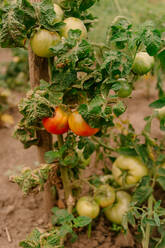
[1,0,165,247]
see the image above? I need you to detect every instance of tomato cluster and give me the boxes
[42,107,99,137]
[76,155,148,225]
[30,4,87,58]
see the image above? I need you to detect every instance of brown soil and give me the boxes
[0,56,162,248]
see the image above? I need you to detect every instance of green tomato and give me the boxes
[132,52,154,75]
[76,196,100,219]
[94,185,115,208]
[53,4,63,23]
[61,17,87,39]
[31,29,61,58]
[117,79,132,98]
[104,191,131,225]
[155,106,165,120]
[112,155,148,186]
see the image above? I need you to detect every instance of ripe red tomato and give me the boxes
[68,111,99,137]
[42,107,69,135]
[30,29,61,58]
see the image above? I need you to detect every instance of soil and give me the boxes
[0,49,162,248]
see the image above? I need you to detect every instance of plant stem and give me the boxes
[90,42,110,50]
[57,135,74,213]
[87,222,92,239]
[113,0,122,14]
[142,195,153,248]
[91,136,114,151]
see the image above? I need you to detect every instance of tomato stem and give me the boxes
[113,0,122,14]
[57,135,74,213]
[142,195,153,248]
[92,136,114,151]
[87,222,92,239]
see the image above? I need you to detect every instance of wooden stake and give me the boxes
[29,0,54,220]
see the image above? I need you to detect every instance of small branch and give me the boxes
[142,195,153,248]
[91,136,114,151]
[90,42,110,50]
[57,135,74,213]
[113,0,122,14]
[5,227,12,243]
[115,184,136,191]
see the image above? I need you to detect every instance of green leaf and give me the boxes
[149,97,165,109]
[117,147,137,156]
[133,176,153,205]
[113,101,126,117]
[39,0,61,31]
[157,176,165,190]
[44,151,60,163]
[51,207,74,225]
[109,17,132,49]
[74,216,91,228]
[79,0,97,11]
[59,224,73,237]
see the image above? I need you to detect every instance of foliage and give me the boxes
[0,48,29,90]
[10,164,52,194]
[20,207,91,248]
[1,0,165,247]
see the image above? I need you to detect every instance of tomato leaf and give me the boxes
[0,0,36,47]
[73,216,91,227]
[79,0,97,11]
[39,0,62,31]
[149,97,165,108]
[44,151,60,163]
[113,101,126,117]
[132,176,153,205]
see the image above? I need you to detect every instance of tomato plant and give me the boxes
[42,107,69,135]
[76,196,100,219]
[1,0,165,248]
[68,111,100,137]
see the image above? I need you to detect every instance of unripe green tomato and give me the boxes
[76,196,100,219]
[112,155,148,186]
[31,29,61,58]
[155,106,165,120]
[104,191,131,225]
[61,17,87,39]
[53,4,63,23]
[94,185,115,208]
[132,52,154,75]
[117,78,132,98]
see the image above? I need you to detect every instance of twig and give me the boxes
[91,136,115,151]
[5,227,12,243]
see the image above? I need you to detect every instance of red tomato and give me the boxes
[42,107,69,135]
[68,111,99,137]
